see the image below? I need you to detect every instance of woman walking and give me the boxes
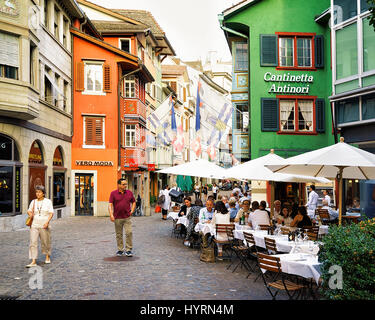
[26,185,54,267]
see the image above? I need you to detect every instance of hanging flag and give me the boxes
[207,145,216,161]
[195,82,202,131]
[170,96,177,132]
[172,123,184,153]
[190,136,202,158]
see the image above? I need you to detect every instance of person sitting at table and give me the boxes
[273,200,282,222]
[222,196,229,209]
[251,200,260,212]
[290,206,313,228]
[260,200,271,218]
[178,197,196,237]
[352,197,360,210]
[199,199,215,224]
[248,201,270,229]
[277,206,293,227]
[184,199,204,247]
[240,192,251,204]
[322,200,339,221]
[234,199,251,224]
[211,201,230,260]
[228,198,239,221]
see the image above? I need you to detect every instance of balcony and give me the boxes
[122,147,147,170]
[122,98,147,123]
[0,79,39,120]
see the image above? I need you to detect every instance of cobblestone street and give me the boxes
[0,209,283,300]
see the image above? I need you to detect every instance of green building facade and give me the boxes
[220,0,335,161]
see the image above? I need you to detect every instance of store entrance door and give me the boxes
[75,173,94,216]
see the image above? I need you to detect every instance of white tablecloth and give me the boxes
[273,253,322,285]
[234,229,320,254]
[167,211,179,220]
[167,212,189,228]
[194,222,215,236]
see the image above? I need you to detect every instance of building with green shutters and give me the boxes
[329,0,375,217]
[219,0,335,204]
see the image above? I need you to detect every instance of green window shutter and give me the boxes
[314,35,324,69]
[260,35,277,66]
[316,98,325,133]
[261,98,279,131]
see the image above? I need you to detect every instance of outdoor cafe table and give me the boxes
[167,211,189,228]
[272,253,322,285]
[234,228,320,254]
[194,222,215,236]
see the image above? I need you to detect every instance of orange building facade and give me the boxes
[70,20,152,217]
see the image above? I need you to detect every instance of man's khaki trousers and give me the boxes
[114,217,132,252]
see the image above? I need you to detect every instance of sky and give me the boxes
[88,0,239,62]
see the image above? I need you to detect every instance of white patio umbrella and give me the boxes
[224,150,330,217]
[157,158,228,179]
[265,137,375,225]
[224,150,330,184]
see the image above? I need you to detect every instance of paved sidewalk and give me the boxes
[0,212,284,300]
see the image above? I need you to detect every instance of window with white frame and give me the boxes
[119,39,131,53]
[279,36,312,68]
[0,32,19,80]
[125,124,136,147]
[124,76,135,98]
[84,62,103,94]
[297,100,314,131]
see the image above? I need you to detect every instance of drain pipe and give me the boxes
[118,65,142,171]
[218,14,248,39]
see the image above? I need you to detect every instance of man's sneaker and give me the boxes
[116,251,124,256]
[184,241,190,247]
[125,251,133,257]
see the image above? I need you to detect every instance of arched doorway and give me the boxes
[0,134,22,214]
[53,146,66,207]
[28,140,46,203]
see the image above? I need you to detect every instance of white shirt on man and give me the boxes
[324,195,331,206]
[307,190,319,218]
[248,209,270,229]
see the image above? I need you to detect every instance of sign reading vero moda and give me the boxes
[75,160,113,166]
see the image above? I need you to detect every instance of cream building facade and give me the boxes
[0,0,82,231]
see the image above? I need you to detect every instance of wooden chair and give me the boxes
[190,217,201,249]
[316,209,330,225]
[258,224,271,231]
[256,252,306,300]
[243,232,265,281]
[214,224,235,261]
[264,237,278,254]
[225,227,253,274]
[303,226,319,241]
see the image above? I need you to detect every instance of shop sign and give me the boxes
[75,160,113,166]
[264,72,314,94]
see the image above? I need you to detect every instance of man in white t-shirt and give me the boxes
[322,190,331,206]
[248,203,270,229]
[306,185,319,219]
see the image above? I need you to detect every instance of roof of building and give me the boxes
[109,9,165,36]
[90,20,148,33]
[161,65,187,76]
[222,0,261,18]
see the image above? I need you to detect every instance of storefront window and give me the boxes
[333,0,358,25]
[363,18,375,73]
[336,23,358,80]
[29,140,46,203]
[0,134,21,215]
[362,93,375,120]
[337,97,359,124]
[53,147,65,206]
